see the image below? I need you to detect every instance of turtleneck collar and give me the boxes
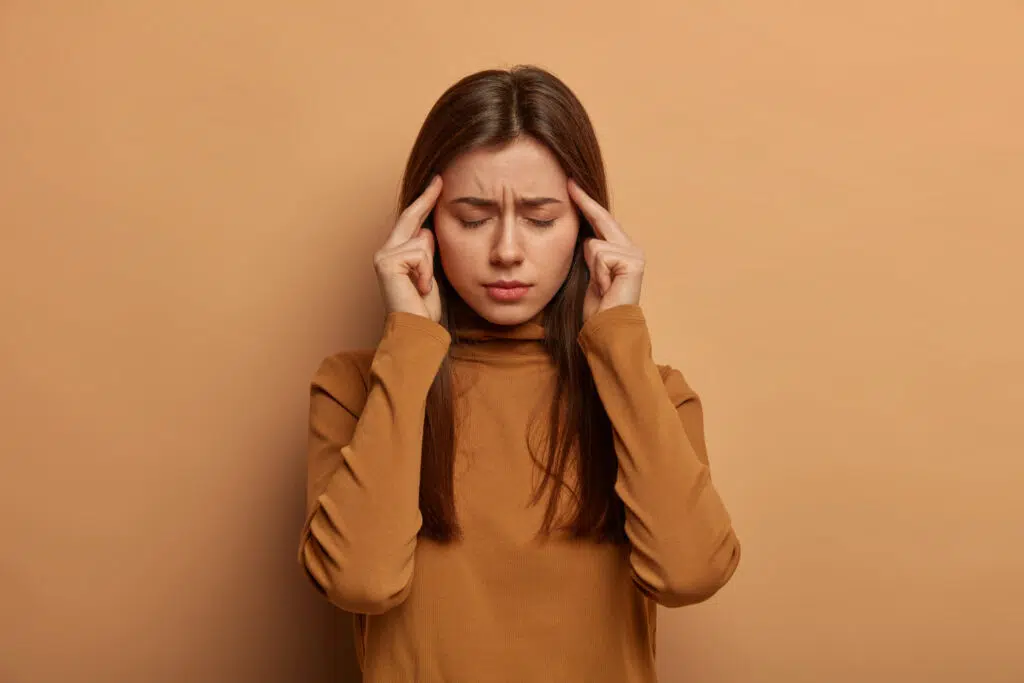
[448,299,549,364]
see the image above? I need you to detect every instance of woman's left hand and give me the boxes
[568,178,646,322]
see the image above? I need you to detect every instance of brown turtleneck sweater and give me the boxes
[298,304,740,682]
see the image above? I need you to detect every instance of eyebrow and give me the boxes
[450,196,563,209]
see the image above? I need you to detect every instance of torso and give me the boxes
[354,351,658,683]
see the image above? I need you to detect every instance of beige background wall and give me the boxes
[2,1,1021,681]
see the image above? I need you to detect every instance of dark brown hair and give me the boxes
[399,65,623,543]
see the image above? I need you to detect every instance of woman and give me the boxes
[298,65,740,682]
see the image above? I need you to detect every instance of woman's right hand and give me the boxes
[373,175,444,322]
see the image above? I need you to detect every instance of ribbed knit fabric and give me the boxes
[298,304,740,682]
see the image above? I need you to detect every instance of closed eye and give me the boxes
[456,218,552,228]
[458,217,556,229]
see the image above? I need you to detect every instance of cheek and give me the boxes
[434,221,472,284]
[541,222,580,274]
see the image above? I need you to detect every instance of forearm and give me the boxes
[578,305,740,606]
[300,312,451,613]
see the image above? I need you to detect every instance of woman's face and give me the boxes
[433,136,580,326]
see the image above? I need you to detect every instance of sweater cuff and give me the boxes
[577,304,648,349]
[384,311,452,347]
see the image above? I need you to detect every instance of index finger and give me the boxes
[567,178,630,244]
[387,175,443,247]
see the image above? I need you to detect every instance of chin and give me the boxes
[468,296,538,327]
[478,305,530,326]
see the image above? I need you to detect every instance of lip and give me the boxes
[485,280,530,288]
[484,281,531,303]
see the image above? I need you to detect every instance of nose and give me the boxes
[490,213,525,266]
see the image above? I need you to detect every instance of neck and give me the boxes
[447,298,548,363]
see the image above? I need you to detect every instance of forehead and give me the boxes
[442,136,567,195]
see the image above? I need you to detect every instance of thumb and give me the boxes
[420,226,435,252]
[419,229,436,294]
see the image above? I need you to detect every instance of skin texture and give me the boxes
[433,136,580,326]
[373,135,646,325]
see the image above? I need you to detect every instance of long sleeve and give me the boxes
[297,311,451,615]
[578,304,741,607]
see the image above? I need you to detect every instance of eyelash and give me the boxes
[459,218,556,228]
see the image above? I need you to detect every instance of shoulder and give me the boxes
[310,348,376,413]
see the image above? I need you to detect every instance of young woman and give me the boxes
[298,65,741,682]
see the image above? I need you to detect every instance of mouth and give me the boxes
[484,280,532,302]
[486,280,530,288]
